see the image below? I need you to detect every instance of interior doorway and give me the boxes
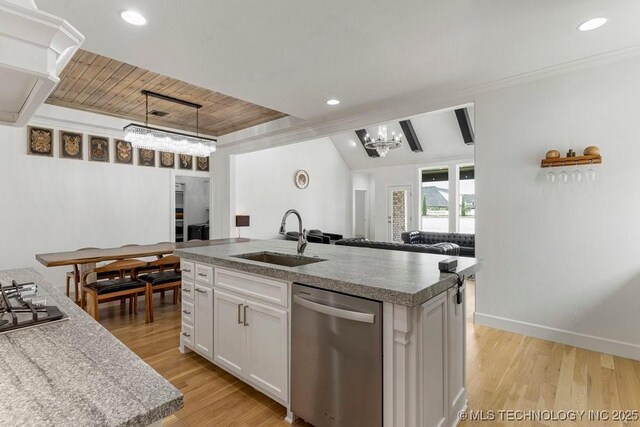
[387,185,412,242]
[175,176,210,242]
[354,189,368,238]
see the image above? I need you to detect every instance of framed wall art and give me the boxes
[89,135,110,162]
[179,154,193,170]
[159,151,175,168]
[27,126,54,157]
[114,139,134,165]
[59,131,83,160]
[138,148,156,167]
[196,156,209,172]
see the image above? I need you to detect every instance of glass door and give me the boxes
[387,185,411,242]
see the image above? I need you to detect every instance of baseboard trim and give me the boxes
[474,312,640,361]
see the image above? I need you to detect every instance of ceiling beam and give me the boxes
[454,108,474,145]
[355,129,380,158]
[399,119,422,152]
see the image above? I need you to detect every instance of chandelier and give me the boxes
[363,125,402,157]
[123,90,216,157]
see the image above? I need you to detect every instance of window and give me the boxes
[421,167,449,232]
[459,165,475,234]
[420,163,475,234]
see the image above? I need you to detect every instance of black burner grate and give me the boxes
[0,280,65,332]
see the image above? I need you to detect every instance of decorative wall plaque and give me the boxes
[295,170,309,189]
[114,139,133,164]
[138,148,155,167]
[179,154,193,170]
[196,156,209,172]
[59,131,83,160]
[159,151,175,168]
[89,135,110,162]
[27,126,54,157]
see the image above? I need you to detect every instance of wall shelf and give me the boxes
[541,154,602,168]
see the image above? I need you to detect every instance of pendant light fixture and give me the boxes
[363,125,403,157]
[123,90,216,157]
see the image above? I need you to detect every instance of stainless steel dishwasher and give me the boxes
[291,283,382,426]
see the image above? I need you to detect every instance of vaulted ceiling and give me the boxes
[331,106,475,170]
[46,49,287,136]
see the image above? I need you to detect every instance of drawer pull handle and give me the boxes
[237,304,243,324]
[183,289,191,293]
[195,288,207,293]
[183,310,191,315]
[182,268,191,273]
[243,305,249,326]
[182,332,191,337]
[198,273,207,277]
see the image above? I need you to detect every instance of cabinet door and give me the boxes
[421,292,448,427]
[194,284,214,359]
[245,300,288,402]
[213,290,245,375]
[448,285,466,421]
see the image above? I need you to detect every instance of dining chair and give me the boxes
[81,259,148,322]
[65,247,99,304]
[138,256,182,323]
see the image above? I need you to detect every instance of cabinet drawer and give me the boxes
[182,280,194,299]
[216,268,288,308]
[182,299,194,324]
[181,260,195,280]
[181,322,194,348]
[195,263,214,286]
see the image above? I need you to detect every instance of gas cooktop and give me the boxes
[0,280,67,334]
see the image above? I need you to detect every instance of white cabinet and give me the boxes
[180,261,214,359]
[421,292,448,427]
[447,284,466,422]
[245,300,288,401]
[213,289,289,403]
[420,285,466,427]
[213,290,245,375]
[181,260,194,281]
[194,283,214,359]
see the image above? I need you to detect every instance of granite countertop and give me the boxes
[0,268,183,427]
[175,240,481,306]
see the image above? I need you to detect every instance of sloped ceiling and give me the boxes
[331,106,474,170]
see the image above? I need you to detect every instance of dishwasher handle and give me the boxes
[293,295,375,324]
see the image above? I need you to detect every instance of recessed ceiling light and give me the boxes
[350,140,357,147]
[578,17,607,32]
[326,99,340,106]
[121,10,147,26]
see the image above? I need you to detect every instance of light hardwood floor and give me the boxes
[99,282,640,426]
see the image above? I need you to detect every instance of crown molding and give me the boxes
[219,44,640,155]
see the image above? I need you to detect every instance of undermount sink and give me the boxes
[232,251,327,267]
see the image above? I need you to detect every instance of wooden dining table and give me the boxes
[35,238,251,267]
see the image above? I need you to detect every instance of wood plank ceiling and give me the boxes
[46,49,288,136]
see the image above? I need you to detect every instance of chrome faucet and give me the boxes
[279,209,307,255]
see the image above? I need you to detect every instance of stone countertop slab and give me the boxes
[175,240,481,306]
[0,268,183,427]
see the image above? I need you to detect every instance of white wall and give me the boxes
[474,54,640,359]
[0,105,208,287]
[234,137,351,239]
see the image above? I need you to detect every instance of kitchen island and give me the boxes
[0,268,183,426]
[175,240,481,427]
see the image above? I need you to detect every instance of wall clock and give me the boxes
[295,170,309,189]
